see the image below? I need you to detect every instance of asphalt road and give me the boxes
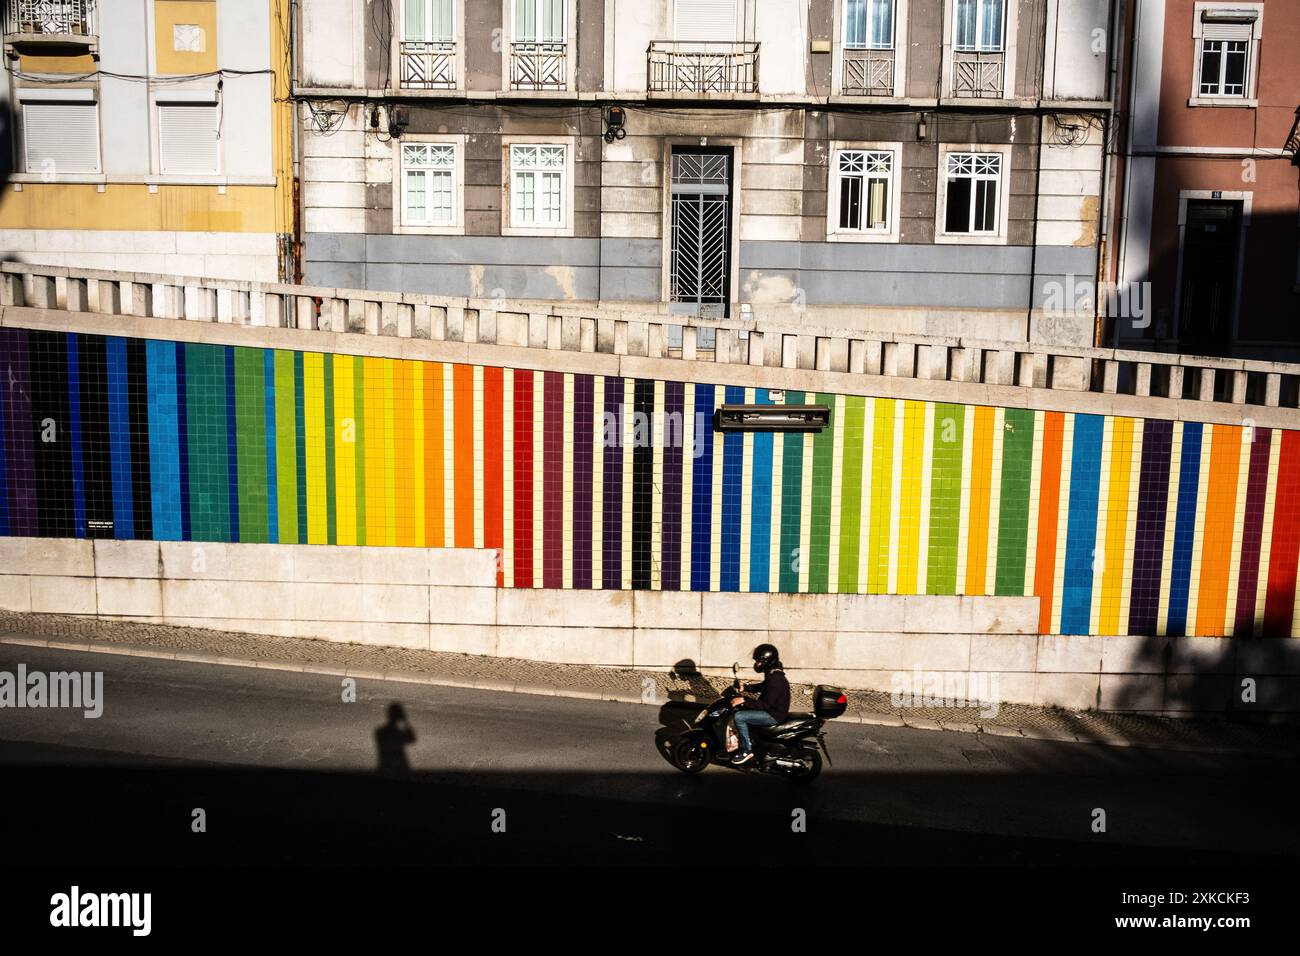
[2,644,1296,866]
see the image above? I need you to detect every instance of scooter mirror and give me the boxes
[732,661,739,676]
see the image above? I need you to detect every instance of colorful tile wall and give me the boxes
[2,327,1299,637]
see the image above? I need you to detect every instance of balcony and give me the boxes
[647,41,759,96]
[398,40,456,90]
[3,0,97,54]
[509,41,566,91]
[951,49,1005,98]
[842,47,894,96]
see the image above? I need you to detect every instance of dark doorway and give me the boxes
[669,146,733,319]
[1178,199,1243,356]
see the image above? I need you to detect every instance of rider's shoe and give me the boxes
[731,751,755,765]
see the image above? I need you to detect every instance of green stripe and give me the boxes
[995,407,1036,595]
[185,344,230,542]
[273,350,298,543]
[926,402,965,594]
[323,353,337,545]
[807,392,835,593]
[867,398,895,593]
[233,348,269,542]
[836,396,866,592]
[353,355,367,546]
[777,390,805,592]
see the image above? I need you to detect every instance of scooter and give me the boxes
[660,663,847,784]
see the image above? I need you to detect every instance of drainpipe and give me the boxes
[289,0,302,283]
[1095,0,1125,349]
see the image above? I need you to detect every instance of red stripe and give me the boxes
[1034,412,1065,635]
[1263,430,1300,635]
[483,366,504,587]
[512,370,533,588]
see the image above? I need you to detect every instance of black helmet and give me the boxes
[752,643,780,673]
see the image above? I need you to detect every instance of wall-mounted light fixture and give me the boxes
[715,405,831,433]
[917,112,929,141]
[603,105,627,144]
[388,105,410,138]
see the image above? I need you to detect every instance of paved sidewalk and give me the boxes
[1,610,1295,755]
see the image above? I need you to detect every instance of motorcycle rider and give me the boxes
[729,643,790,766]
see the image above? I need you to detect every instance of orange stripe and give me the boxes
[393,360,417,547]
[1194,424,1242,636]
[424,362,444,548]
[1034,412,1065,635]
[964,406,995,595]
[453,363,475,548]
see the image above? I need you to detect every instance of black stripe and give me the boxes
[631,378,654,590]
[127,336,153,540]
[28,331,74,537]
[78,334,115,539]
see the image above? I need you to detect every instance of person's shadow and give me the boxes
[374,703,416,778]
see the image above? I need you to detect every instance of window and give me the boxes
[403,0,453,41]
[157,103,219,175]
[1190,5,1262,105]
[21,101,100,174]
[954,0,1004,51]
[509,144,567,228]
[401,142,457,226]
[1199,37,1247,96]
[836,149,892,232]
[943,152,1001,234]
[515,0,565,42]
[844,0,894,49]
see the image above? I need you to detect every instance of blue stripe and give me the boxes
[1166,422,1204,636]
[0,350,8,536]
[106,337,134,539]
[1060,414,1104,634]
[690,384,715,591]
[67,336,86,538]
[720,385,745,591]
[748,389,774,591]
[293,351,307,544]
[176,342,191,541]
[146,341,182,540]
[224,347,240,542]
[263,349,279,543]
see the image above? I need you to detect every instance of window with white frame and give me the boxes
[157,103,219,175]
[943,152,1001,234]
[21,100,101,174]
[844,0,894,49]
[954,0,1004,51]
[509,143,567,228]
[515,0,565,42]
[835,149,894,233]
[1194,8,1261,100]
[403,0,453,41]
[401,142,457,226]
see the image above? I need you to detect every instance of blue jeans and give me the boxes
[733,709,778,754]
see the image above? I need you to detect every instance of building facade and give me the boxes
[1111,0,1300,360]
[298,0,1114,345]
[0,0,294,281]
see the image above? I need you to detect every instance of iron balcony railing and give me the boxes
[4,0,94,37]
[952,49,1005,97]
[842,47,894,96]
[647,41,759,95]
[509,41,566,90]
[399,40,456,89]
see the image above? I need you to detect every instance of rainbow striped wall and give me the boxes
[2,327,1300,637]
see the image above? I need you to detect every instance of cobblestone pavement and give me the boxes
[1,611,1295,754]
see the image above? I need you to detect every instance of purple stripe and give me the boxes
[601,377,623,589]
[1233,427,1272,636]
[0,329,37,536]
[660,381,685,590]
[572,374,594,589]
[1127,418,1173,635]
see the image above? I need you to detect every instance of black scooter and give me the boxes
[660,665,847,784]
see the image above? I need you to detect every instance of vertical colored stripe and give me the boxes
[661,381,685,591]
[234,348,269,542]
[690,383,714,591]
[1128,418,1173,634]
[1233,428,1272,636]
[778,391,807,593]
[453,364,475,549]
[807,392,835,593]
[964,406,996,594]
[1033,412,1065,634]
[1194,424,1242,636]
[927,402,965,594]
[749,389,775,592]
[1166,423,1204,637]
[512,369,534,588]
[719,384,745,591]
[1263,429,1300,636]
[485,366,506,583]
[603,376,625,590]
[1061,414,1103,634]
[542,371,564,588]
[146,340,182,540]
[1099,417,1136,634]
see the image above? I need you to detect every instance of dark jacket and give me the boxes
[745,668,790,723]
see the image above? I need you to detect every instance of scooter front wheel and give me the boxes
[672,736,710,774]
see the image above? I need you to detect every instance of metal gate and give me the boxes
[669,148,732,318]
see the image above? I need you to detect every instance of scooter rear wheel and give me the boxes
[672,737,709,774]
[786,749,822,784]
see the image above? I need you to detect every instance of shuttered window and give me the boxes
[158,104,219,175]
[22,102,100,174]
[674,0,736,41]
[1198,19,1254,97]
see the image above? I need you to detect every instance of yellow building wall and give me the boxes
[19,54,98,74]
[0,184,279,232]
[154,0,219,75]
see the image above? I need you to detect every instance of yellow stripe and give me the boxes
[333,355,357,546]
[303,352,327,544]
[1099,417,1134,634]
